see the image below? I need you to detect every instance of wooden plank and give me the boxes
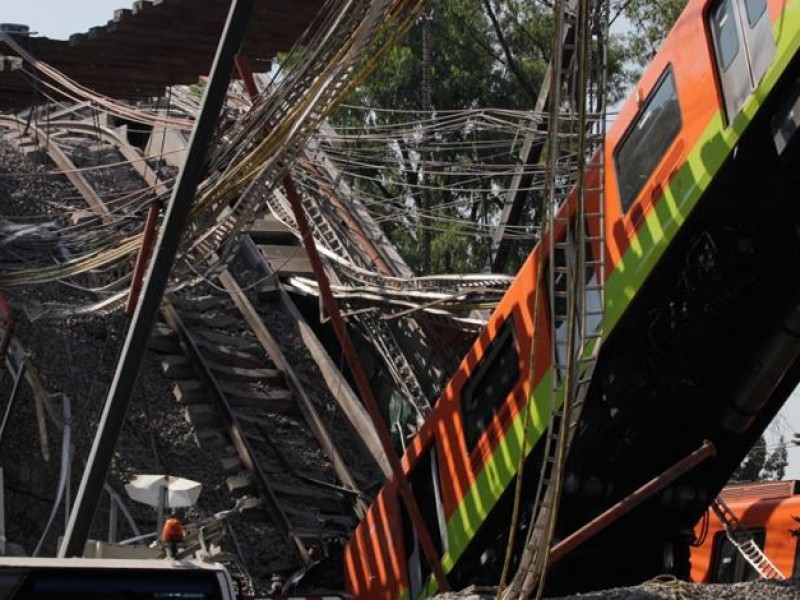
[269,258,314,277]
[243,237,390,478]
[269,481,346,513]
[180,311,239,329]
[193,339,262,368]
[249,217,297,245]
[0,117,112,224]
[207,362,280,381]
[160,304,310,563]
[187,328,260,353]
[218,269,370,515]
[258,245,314,275]
[258,244,309,260]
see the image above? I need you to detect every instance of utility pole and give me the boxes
[419,10,433,274]
[58,0,255,557]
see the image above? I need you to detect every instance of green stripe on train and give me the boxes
[605,1,800,331]
[414,4,800,597]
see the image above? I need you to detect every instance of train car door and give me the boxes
[710,0,776,123]
[741,0,775,83]
[401,444,449,599]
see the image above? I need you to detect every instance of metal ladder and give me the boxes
[507,0,608,593]
[711,496,786,580]
[260,164,434,425]
[356,313,432,420]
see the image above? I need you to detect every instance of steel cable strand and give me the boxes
[182,0,434,277]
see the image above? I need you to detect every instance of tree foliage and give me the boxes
[329,0,661,275]
[613,0,688,74]
[730,435,789,482]
[332,0,556,275]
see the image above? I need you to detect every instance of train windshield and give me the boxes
[615,67,682,212]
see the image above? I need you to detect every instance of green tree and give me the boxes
[731,435,767,482]
[332,0,554,275]
[730,435,788,482]
[330,0,636,275]
[763,435,789,480]
[613,0,688,74]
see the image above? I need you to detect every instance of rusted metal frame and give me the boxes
[241,236,391,478]
[314,175,394,276]
[547,440,717,566]
[125,201,162,316]
[216,267,368,517]
[59,0,255,558]
[315,122,416,279]
[234,54,260,100]
[160,303,310,562]
[283,174,450,592]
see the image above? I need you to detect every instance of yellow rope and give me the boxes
[642,575,704,599]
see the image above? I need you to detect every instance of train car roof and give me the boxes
[720,480,800,502]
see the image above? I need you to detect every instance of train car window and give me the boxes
[712,0,741,70]
[399,500,424,599]
[401,445,449,598]
[614,68,682,213]
[461,316,520,452]
[711,529,766,582]
[744,0,767,27]
[409,445,448,558]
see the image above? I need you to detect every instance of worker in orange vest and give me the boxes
[161,514,185,559]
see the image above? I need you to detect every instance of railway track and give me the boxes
[152,281,370,577]
[0,110,381,589]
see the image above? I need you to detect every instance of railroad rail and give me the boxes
[0,112,383,588]
[156,291,367,571]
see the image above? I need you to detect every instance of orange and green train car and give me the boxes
[690,480,800,582]
[345,0,800,594]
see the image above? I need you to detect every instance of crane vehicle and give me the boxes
[345,0,800,594]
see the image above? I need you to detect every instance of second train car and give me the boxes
[345,0,800,595]
[690,480,800,582]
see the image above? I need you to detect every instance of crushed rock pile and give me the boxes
[436,578,800,599]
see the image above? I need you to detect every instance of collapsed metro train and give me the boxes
[345,0,800,595]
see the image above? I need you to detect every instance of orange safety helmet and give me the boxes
[161,516,185,544]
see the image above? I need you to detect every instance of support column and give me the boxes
[58,0,255,557]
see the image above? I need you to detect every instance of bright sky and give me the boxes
[2,0,125,40]
[6,0,800,480]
